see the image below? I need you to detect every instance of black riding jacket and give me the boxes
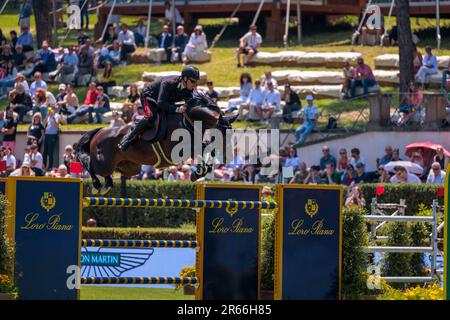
[142,75,194,113]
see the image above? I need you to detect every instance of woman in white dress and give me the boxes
[183,25,208,63]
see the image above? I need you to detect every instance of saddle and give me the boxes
[141,110,167,143]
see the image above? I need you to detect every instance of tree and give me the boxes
[396,0,415,94]
[32,0,52,49]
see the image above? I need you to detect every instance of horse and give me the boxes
[74,93,236,194]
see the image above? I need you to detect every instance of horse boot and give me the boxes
[118,119,149,152]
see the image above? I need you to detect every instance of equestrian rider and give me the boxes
[118,65,200,151]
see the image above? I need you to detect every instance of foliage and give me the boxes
[0,196,18,298]
[377,282,443,300]
[409,222,428,277]
[261,213,275,291]
[82,227,195,241]
[176,266,196,290]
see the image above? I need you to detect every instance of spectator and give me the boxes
[17,24,34,53]
[319,145,337,171]
[0,111,5,146]
[0,44,14,64]
[243,164,259,184]
[13,45,27,71]
[410,151,425,169]
[290,162,308,184]
[19,0,33,28]
[228,72,252,112]
[30,72,47,98]
[122,83,141,114]
[350,57,377,98]
[350,148,366,171]
[337,148,349,172]
[0,61,17,99]
[344,185,366,207]
[108,40,122,66]
[102,24,118,47]
[1,109,18,153]
[179,164,191,181]
[31,41,57,74]
[236,25,262,68]
[9,83,32,123]
[261,71,278,91]
[9,31,18,49]
[341,164,356,186]
[396,81,423,126]
[415,46,438,89]
[238,79,264,122]
[341,61,355,99]
[183,25,208,64]
[0,29,5,46]
[392,148,402,161]
[28,143,44,176]
[205,80,218,103]
[390,166,421,184]
[97,61,116,92]
[13,72,29,94]
[27,112,45,150]
[59,84,79,116]
[158,25,173,64]
[76,44,95,85]
[80,0,90,30]
[322,163,341,184]
[9,160,34,177]
[88,86,110,124]
[47,164,71,178]
[77,29,89,46]
[167,165,182,181]
[121,103,134,124]
[2,147,16,174]
[118,23,136,65]
[413,45,423,75]
[231,166,245,182]
[388,25,398,46]
[55,83,67,108]
[164,1,183,25]
[304,165,321,184]
[134,18,147,47]
[426,162,446,184]
[33,88,56,119]
[110,111,126,128]
[284,147,300,172]
[378,145,394,166]
[282,84,301,123]
[171,25,188,63]
[353,163,372,183]
[378,165,390,183]
[433,146,449,170]
[63,145,76,171]
[442,59,450,93]
[43,106,61,171]
[53,45,78,80]
[294,95,319,147]
[258,81,280,123]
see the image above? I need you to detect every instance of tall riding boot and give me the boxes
[118,119,149,152]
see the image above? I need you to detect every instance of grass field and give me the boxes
[81,286,194,300]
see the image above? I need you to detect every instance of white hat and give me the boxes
[306,95,314,101]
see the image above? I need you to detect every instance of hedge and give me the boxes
[0,195,13,275]
[82,227,195,240]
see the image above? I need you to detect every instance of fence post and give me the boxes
[120,175,128,227]
[399,199,405,215]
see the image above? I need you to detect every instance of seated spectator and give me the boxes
[236,25,262,68]
[205,80,218,103]
[31,41,57,74]
[231,166,245,182]
[110,111,126,128]
[320,145,337,171]
[294,95,319,147]
[164,1,183,25]
[341,164,356,186]
[183,25,208,64]
[46,164,71,178]
[258,81,280,123]
[88,86,110,124]
[157,25,173,63]
[53,45,78,80]
[350,57,377,98]
[284,147,300,172]
[33,88,56,119]
[167,165,182,181]
[55,83,66,106]
[59,84,79,116]
[243,164,259,184]
[410,151,426,170]
[238,79,264,122]
[261,70,278,91]
[76,44,95,85]
[17,25,34,53]
[290,162,308,184]
[102,24,118,47]
[341,61,355,99]
[392,148,402,161]
[28,143,44,176]
[63,145,76,171]
[171,25,188,63]
[415,46,438,89]
[282,84,301,123]
[321,163,341,184]
[337,148,349,173]
[0,44,14,64]
[304,165,321,184]
[227,72,252,112]
[77,29,89,46]
[118,23,136,65]
[108,40,122,66]
[180,164,191,181]
[344,185,366,207]
[27,112,44,150]
[390,166,421,183]
[30,72,47,98]
[0,60,17,99]
[350,148,367,171]
[134,18,147,47]
[9,83,32,123]
[433,146,449,170]
[2,146,16,174]
[1,109,18,152]
[122,83,141,115]
[353,163,372,183]
[378,164,390,183]
[378,145,393,167]
[396,82,423,126]
[9,31,18,49]
[9,160,34,177]
[413,45,423,75]
[426,162,446,184]
[13,72,29,94]
[13,45,27,71]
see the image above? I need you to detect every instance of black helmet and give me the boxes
[181,65,200,81]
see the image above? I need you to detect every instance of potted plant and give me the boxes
[177,265,196,295]
[0,195,18,300]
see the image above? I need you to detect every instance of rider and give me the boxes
[118,65,200,151]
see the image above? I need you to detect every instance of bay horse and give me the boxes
[75,93,236,194]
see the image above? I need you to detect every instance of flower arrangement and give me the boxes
[176,265,196,291]
[0,196,18,299]
[378,281,443,300]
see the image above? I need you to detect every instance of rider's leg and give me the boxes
[118,118,149,151]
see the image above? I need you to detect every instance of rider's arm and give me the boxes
[157,81,180,113]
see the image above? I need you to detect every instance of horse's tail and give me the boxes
[74,128,102,173]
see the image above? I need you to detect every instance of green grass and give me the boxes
[81,286,194,300]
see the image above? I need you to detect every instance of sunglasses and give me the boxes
[188,79,197,84]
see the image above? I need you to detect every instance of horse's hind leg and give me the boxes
[90,169,103,195]
[100,176,113,195]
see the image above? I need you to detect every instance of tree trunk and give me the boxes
[396,0,414,94]
[32,0,52,49]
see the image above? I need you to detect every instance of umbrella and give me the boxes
[405,142,450,168]
[384,161,424,175]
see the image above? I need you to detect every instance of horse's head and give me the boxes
[185,91,222,129]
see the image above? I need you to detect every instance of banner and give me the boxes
[6,177,82,300]
[275,185,342,300]
[196,184,262,300]
[0,178,6,195]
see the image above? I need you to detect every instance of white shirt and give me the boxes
[263,77,278,91]
[168,171,183,181]
[426,170,446,184]
[390,173,422,184]
[242,32,262,49]
[165,7,183,24]
[423,53,438,72]
[264,89,281,111]
[30,152,44,170]
[118,30,136,47]
[3,155,16,169]
[15,80,30,94]
[247,87,265,105]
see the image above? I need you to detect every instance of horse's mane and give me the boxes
[185,91,221,126]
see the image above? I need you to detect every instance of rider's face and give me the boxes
[185,78,197,91]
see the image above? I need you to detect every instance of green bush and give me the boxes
[261,214,275,291]
[409,222,428,277]
[82,227,195,240]
[0,195,13,275]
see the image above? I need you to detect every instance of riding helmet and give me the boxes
[181,65,200,80]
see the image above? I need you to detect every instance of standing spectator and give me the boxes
[390,166,421,184]
[28,143,44,176]
[1,109,18,153]
[238,79,264,121]
[344,186,366,207]
[88,86,110,124]
[2,147,16,175]
[158,25,173,63]
[350,57,377,98]
[31,41,57,74]
[171,25,188,63]
[27,113,45,150]
[164,1,183,25]
[341,60,355,98]
[415,46,438,89]
[29,72,47,98]
[17,25,34,53]
[183,25,208,64]
[433,146,449,170]
[282,84,301,123]
[9,83,32,123]
[236,25,262,68]
[319,145,337,171]
[426,162,446,184]
[109,111,126,128]
[353,163,372,184]
[205,80,218,103]
[43,106,61,171]
[227,72,252,112]
[80,0,90,30]
[378,145,394,166]
[294,95,319,147]
[118,23,136,65]
[322,163,341,185]
[19,0,33,28]
[259,81,280,123]
[337,148,349,172]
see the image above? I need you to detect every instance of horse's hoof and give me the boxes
[91,187,100,195]
[100,187,111,195]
